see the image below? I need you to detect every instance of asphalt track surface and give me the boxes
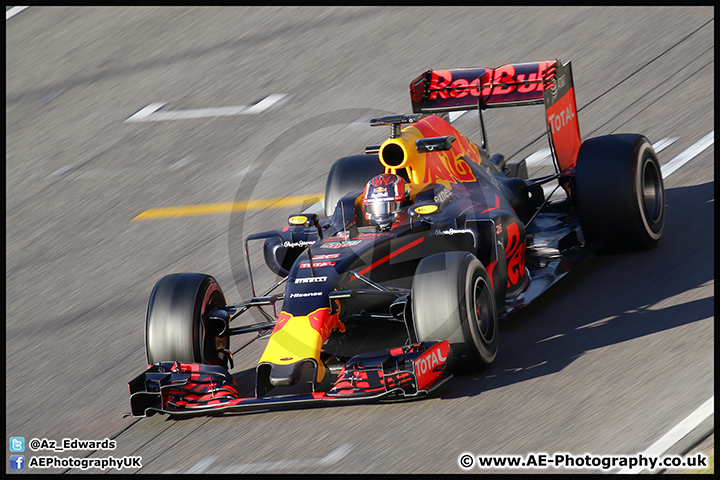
[6,6,714,474]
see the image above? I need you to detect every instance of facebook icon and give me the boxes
[10,455,25,470]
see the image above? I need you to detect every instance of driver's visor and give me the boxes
[365,200,401,216]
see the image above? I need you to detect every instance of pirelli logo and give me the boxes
[294,276,327,284]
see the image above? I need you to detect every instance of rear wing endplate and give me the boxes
[541,60,581,173]
[409,59,581,173]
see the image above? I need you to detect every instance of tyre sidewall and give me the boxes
[145,273,227,366]
[197,277,228,366]
[461,256,498,366]
[632,141,664,245]
[575,134,665,251]
[412,252,498,371]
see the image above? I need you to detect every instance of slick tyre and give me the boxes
[324,154,385,217]
[574,134,665,251]
[145,273,230,369]
[412,251,498,372]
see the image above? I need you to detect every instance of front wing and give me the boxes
[127,341,452,417]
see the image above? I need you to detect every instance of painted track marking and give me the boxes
[525,148,552,167]
[47,156,195,180]
[131,194,322,221]
[616,396,714,474]
[124,94,288,122]
[540,136,687,199]
[449,110,469,122]
[652,136,679,154]
[165,444,354,474]
[529,137,677,170]
[661,130,713,179]
[6,6,29,20]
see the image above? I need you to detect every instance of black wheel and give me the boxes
[145,273,230,369]
[574,134,665,251]
[411,251,498,371]
[324,154,385,217]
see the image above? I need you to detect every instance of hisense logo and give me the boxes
[289,291,323,298]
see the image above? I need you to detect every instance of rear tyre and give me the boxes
[324,154,385,217]
[574,134,665,251]
[411,252,498,372]
[145,273,231,369]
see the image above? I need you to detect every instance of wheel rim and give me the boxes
[641,156,663,225]
[471,276,495,343]
[199,283,228,365]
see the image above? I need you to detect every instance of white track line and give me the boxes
[46,156,194,180]
[185,456,218,474]
[162,443,354,474]
[528,138,676,170]
[652,136,679,153]
[6,6,29,20]
[525,148,552,167]
[449,110,469,123]
[617,396,714,474]
[124,103,167,122]
[661,130,714,179]
[206,443,354,473]
[537,135,696,198]
[124,94,289,122]
[533,133,714,474]
[243,93,289,114]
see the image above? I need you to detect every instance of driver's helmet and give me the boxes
[362,173,409,230]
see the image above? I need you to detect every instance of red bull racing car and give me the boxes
[127,59,665,417]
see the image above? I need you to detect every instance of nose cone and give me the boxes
[257,308,345,390]
[267,360,311,387]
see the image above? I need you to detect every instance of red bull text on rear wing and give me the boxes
[409,59,581,173]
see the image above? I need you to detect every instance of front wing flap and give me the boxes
[127,341,452,417]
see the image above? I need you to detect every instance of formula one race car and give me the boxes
[127,59,665,417]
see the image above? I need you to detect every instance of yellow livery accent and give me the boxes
[288,215,309,225]
[259,308,345,383]
[414,204,439,215]
[377,115,483,190]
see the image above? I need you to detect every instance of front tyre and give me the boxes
[412,252,498,371]
[145,273,231,369]
[574,134,665,251]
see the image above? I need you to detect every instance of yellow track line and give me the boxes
[131,194,323,221]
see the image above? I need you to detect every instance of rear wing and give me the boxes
[410,61,551,112]
[409,59,581,172]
